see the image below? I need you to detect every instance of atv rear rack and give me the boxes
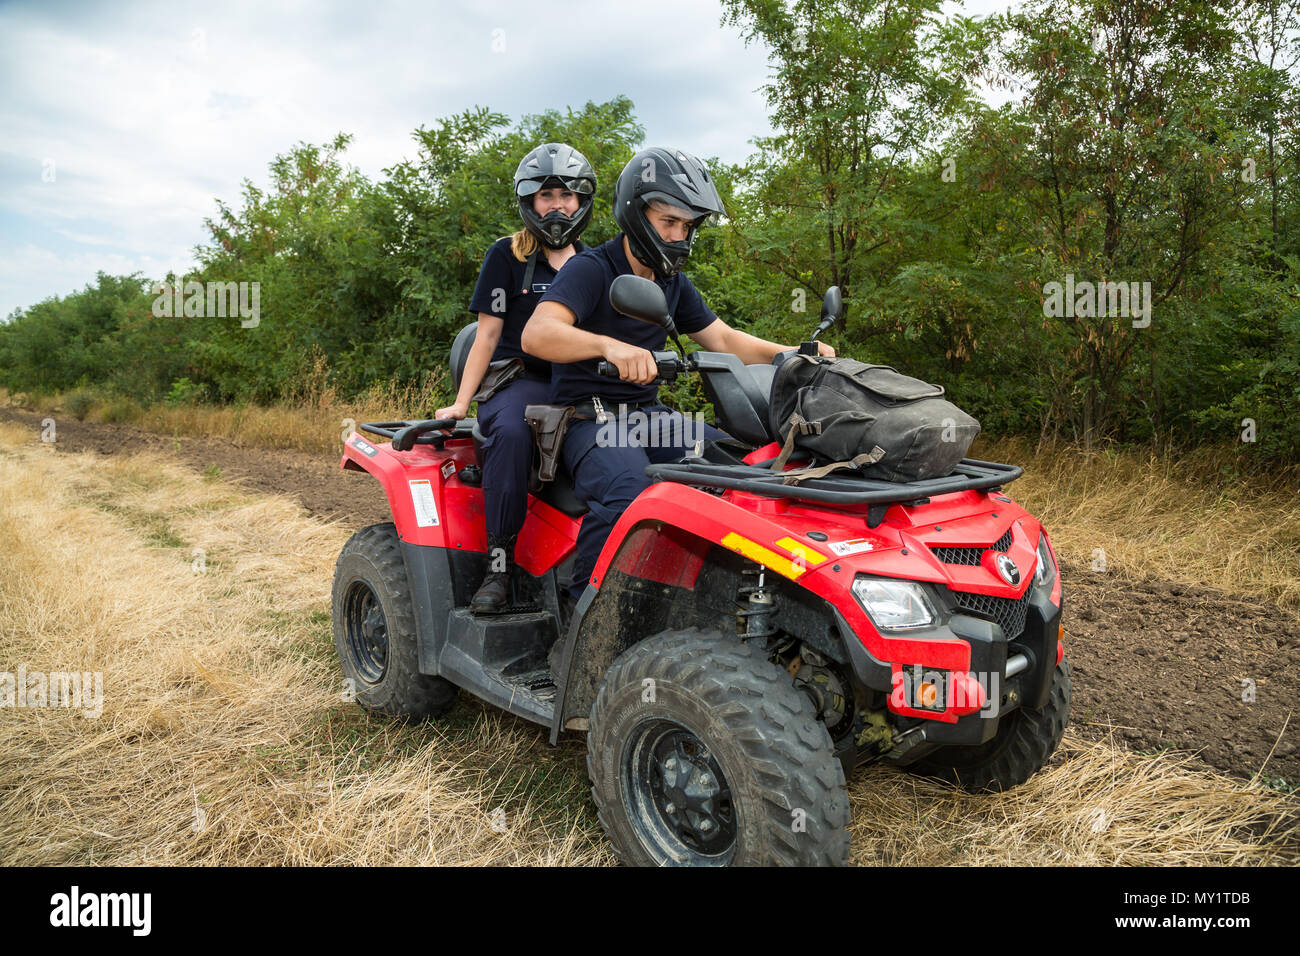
[644,458,1022,511]
[358,419,474,451]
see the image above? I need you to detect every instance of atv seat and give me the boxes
[536,472,587,517]
[450,321,478,391]
[746,363,778,408]
[694,352,778,447]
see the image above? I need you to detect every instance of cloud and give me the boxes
[0,0,1015,318]
[0,0,785,317]
[0,244,190,320]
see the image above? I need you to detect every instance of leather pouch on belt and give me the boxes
[524,404,575,483]
[471,358,525,403]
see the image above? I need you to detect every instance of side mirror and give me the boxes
[821,286,843,323]
[808,285,842,343]
[610,275,675,336]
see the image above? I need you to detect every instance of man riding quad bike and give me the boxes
[331,273,1069,866]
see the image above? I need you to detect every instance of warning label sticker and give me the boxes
[829,537,874,557]
[409,479,439,527]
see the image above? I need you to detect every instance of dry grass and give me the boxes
[975,436,1300,609]
[0,369,452,456]
[849,737,1299,865]
[0,420,609,865]
[0,419,1297,865]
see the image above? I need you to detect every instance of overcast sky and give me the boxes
[0,0,1011,320]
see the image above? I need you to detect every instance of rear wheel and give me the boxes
[332,522,457,719]
[587,628,850,866]
[904,658,1071,792]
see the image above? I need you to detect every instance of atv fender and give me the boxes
[341,432,579,577]
[592,483,971,670]
[547,481,974,741]
[341,432,482,549]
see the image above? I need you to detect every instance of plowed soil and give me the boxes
[4,406,1295,784]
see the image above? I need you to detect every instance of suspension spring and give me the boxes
[736,565,776,640]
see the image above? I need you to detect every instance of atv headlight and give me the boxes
[1034,534,1058,589]
[852,577,936,631]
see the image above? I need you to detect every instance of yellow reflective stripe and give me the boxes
[721,532,807,580]
[776,536,827,565]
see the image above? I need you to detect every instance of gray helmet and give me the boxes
[514,143,596,250]
[614,146,725,279]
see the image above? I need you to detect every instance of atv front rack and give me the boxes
[644,458,1022,512]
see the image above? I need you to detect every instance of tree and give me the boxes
[720,0,987,322]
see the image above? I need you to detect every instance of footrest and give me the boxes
[471,601,542,616]
[504,668,557,706]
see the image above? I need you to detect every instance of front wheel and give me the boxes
[587,628,850,866]
[332,522,457,720]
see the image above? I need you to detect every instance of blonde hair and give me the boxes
[510,229,539,262]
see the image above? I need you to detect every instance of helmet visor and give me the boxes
[517,176,595,197]
[642,191,716,227]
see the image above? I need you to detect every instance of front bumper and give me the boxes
[838,584,1063,748]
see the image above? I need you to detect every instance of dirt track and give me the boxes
[4,406,1296,784]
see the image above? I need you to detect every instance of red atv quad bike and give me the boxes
[332,278,1069,867]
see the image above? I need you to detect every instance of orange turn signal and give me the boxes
[919,682,939,708]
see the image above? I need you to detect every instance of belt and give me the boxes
[571,397,660,421]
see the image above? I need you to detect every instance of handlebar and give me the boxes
[357,418,470,452]
[597,350,684,383]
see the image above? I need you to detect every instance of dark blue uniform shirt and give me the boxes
[537,235,717,406]
[467,236,583,380]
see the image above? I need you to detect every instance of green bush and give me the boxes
[64,389,97,421]
[101,396,143,424]
[165,377,204,408]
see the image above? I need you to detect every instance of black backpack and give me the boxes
[767,355,980,483]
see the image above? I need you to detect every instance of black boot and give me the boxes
[471,533,516,614]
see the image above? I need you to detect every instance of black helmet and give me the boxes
[514,143,596,250]
[614,146,725,279]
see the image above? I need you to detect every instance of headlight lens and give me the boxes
[852,577,936,630]
[1034,534,1058,588]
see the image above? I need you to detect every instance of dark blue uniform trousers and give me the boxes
[476,375,552,539]
[561,405,727,599]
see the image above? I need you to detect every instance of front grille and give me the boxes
[931,527,1014,566]
[951,587,1032,640]
[932,546,982,565]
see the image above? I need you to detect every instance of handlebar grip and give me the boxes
[597,361,620,377]
[391,418,458,451]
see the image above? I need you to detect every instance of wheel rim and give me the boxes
[344,579,388,684]
[623,719,736,864]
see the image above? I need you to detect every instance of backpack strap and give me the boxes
[521,249,540,293]
[777,447,887,485]
[771,412,822,471]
